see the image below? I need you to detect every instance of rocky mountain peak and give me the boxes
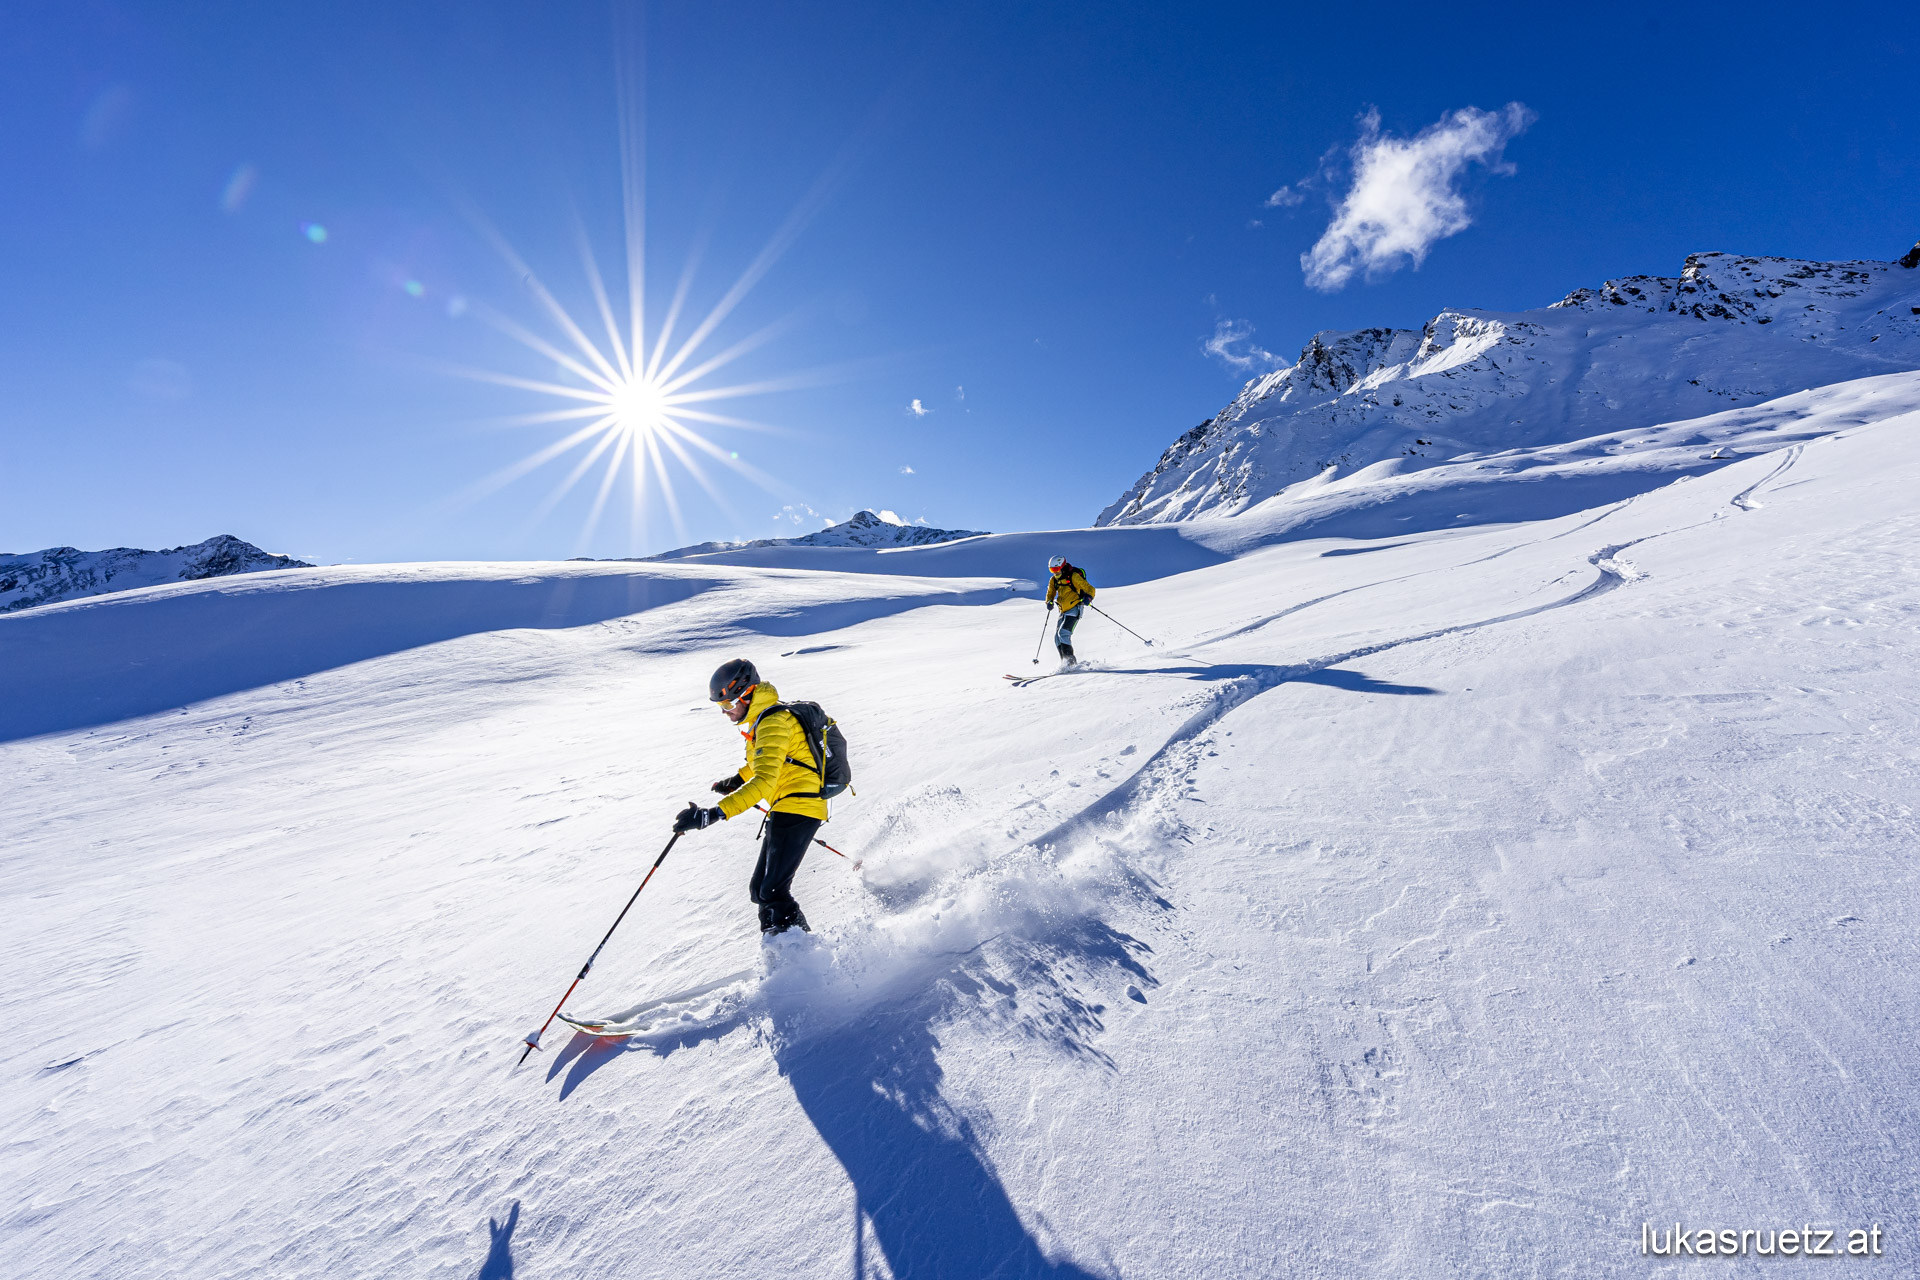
[1097,246,1920,527]
[0,535,312,613]
[642,510,989,561]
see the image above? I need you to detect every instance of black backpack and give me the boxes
[765,700,852,801]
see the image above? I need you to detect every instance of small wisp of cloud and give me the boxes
[899,465,914,474]
[79,85,135,149]
[221,165,258,214]
[1302,103,1534,292]
[1264,185,1306,208]
[908,398,930,417]
[1204,319,1286,373]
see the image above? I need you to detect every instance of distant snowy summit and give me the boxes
[0,535,312,613]
[1099,241,1920,525]
[642,509,989,560]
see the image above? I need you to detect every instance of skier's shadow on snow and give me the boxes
[1151,662,1439,697]
[473,1200,519,1280]
[553,921,1141,1279]
[545,1033,623,1098]
[777,928,1134,1280]
[1289,666,1439,696]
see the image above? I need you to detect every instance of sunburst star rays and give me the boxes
[438,17,853,558]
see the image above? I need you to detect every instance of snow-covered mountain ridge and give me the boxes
[641,509,989,561]
[0,535,311,613]
[1099,243,1920,524]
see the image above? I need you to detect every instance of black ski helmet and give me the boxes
[708,657,760,704]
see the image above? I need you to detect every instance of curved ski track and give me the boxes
[1028,449,1805,858]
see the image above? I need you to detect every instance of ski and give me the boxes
[557,1012,629,1035]
[1004,670,1083,686]
[557,968,760,1038]
[558,1011,650,1038]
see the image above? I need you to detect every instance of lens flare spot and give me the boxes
[404,280,425,298]
[303,223,328,244]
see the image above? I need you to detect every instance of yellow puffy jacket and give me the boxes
[716,681,831,822]
[1045,565,1095,613]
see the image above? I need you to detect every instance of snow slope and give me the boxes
[0,534,311,614]
[1099,249,1920,525]
[4,382,1917,1277]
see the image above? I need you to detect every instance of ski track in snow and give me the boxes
[1729,442,1804,511]
[4,384,1919,1278]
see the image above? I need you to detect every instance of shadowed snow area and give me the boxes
[3,378,1918,1277]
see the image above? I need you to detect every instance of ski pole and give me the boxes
[1089,603,1154,647]
[812,832,860,870]
[1031,607,1052,665]
[755,804,863,870]
[519,830,681,1065]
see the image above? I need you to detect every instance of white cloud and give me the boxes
[908,398,930,417]
[776,503,823,526]
[1203,319,1286,373]
[876,509,905,525]
[899,465,915,474]
[1302,103,1534,292]
[1264,185,1305,208]
[953,385,965,401]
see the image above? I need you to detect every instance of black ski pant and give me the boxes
[751,810,820,933]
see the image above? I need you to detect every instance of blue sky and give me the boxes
[3,1,1915,562]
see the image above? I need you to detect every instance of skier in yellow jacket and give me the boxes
[1044,555,1095,664]
[673,658,828,934]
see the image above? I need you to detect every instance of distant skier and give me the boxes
[673,658,829,936]
[1044,556,1096,665]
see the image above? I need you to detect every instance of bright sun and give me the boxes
[439,32,820,555]
[607,377,669,435]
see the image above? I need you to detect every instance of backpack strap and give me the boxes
[761,701,826,789]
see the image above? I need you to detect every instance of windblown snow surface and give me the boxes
[4,374,1919,1278]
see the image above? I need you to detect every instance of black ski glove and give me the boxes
[711,774,745,795]
[673,803,724,833]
